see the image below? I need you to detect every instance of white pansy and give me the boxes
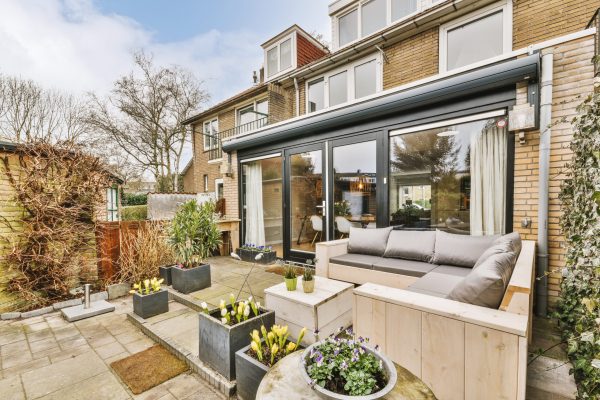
[200,302,207,309]
[221,308,227,317]
[221,317,227,324]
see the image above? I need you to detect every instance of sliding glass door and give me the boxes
[285,144,325,261]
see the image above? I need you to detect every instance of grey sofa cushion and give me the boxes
[432,230,498,268]
[372,258,437,277]
[329,254,382,270]
[383,230,436,262]
[348,227,393,256]
[473,232,522,269]
[406,265,470,297]
[447,251,517,308]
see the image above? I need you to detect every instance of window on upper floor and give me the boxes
[306,53,382,113]
[237,99,269,133]
[440,2,512,72]
[391,0,417,22]
[362,0,386,37]
[266,36,294,78]
[339,9,359,47]
[203,118,219,151]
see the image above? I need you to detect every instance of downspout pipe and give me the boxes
[293,77,300,117]
[536,52,553,317]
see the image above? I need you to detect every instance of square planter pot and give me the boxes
[159,265,174,286]
[236,248,277,265]
[171,263,211,294]
[133,289,169,319]
[198,306,275,381]
[235,343,270,400]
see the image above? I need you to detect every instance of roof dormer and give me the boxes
[261,25,329,82]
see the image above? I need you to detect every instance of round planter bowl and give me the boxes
[299,341,397,400]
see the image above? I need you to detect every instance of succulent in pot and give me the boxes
[300,330,397,399]
[302,258,316,293]
[279,260,299,291]
[168,200,221,294]
[130,277,168,319]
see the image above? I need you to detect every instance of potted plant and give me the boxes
[130,277,168,319]
[300,331,397,399]
[236,244,277,264]
[235,325,306,400]
[282,261,299,291]
[198,294,275,380]
[168,200,221,294]
[158,264,174,285]
[302,266,315,293]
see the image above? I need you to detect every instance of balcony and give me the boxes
[206,116,269,160]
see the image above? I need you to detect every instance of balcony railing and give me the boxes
[206,116,269,160]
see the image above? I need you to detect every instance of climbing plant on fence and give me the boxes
[0,142,110,309]
[557,85,600,398]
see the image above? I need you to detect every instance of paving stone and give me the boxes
[57,335,88,350]
[31,346,62,361]
[49,345,93,363]
[23,321,49,333]
[107,283,131,300]
[123,337,154,354]
[1,357,51,378]
[94,341,126,360]
[163,373,217,400]
[21,306,54,319]
[37,370,130,400]
[103,351,130,365]
[114,331,146,345]
[29,337,58,353]
[52,299,83,310]
[1,313,21,321]
[2,349,33,369]
[0,374,25,400]
[21,351,108,399]
[1,339,29,356]
[90,291,109,302]
[26,328,55,343]
[52,325,80,341]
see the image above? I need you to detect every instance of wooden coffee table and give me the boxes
[256,351,436,399]
[264,276,354,345]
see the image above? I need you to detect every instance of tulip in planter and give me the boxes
[236,244,277,264]
[167,200,221,294]
[131,277,169,319]
[198,295,275,381]
[235,325,306,400]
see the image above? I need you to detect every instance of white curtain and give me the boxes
[470,123,507,236]
[245,161,265,246]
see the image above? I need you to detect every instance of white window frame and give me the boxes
[214,178,224,198]
[202,118,219,151]
[264,33,297,81]
[305,53,383,112]
[106,186,119,222]
[439,1,513,73]
[235,98,269,128]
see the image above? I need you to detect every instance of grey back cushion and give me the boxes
[383,230,436,262]
[348,227,393,256]
[474,232,522,269]
[432,230,498,268]
[447,251,516,308]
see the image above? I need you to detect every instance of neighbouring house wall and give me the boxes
[512,34,596,309]
[296,33,328,68]
[513,0,600,49]
[191,122,223,193]
[383,27,440,90]
[223,151,239,220]
[268,83,294,124]
[182,161,196,193]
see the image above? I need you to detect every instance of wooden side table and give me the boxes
[264,276,354,345]
[256,351,437,400]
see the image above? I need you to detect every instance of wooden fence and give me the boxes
[95,220,147,282]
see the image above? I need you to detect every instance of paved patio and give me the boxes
[0,256,281,399]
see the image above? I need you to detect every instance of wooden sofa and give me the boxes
[316,238,536,400]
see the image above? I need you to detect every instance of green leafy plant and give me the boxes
[334,200,351,216]
[168,200,222,269]
[304,331,386,396]
[248,325,306,367]
[303,266,314,282]
[556,88,600,399]
[130,277,164,295]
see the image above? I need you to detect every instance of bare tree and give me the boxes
[0,75,91,144]
[87,51,209,192]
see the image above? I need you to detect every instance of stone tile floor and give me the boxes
[0,256,282,400]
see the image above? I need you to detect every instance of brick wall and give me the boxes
[191,122,221,193]
[268,83,294,124]
[222,151,239,220]
[383,27,439,90]
[513,0,599,49]
[296,33,328,68]
[512,35,595,308]
[182,161,196,192]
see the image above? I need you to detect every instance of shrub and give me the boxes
[116,222,174,284]
[122,205,148,221]
[123,193,147,206]
[557,90,600,399]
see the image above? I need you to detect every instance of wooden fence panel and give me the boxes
[96,220,148,282]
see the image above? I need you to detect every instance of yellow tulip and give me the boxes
[286,342,296,353]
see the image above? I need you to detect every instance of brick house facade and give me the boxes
[184,0,599,310]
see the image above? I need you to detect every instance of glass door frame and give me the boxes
[283,142,327,262]
[326,131,386,239]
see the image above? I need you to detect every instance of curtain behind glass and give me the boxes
[245,162,265,246]
[470,122,507,235]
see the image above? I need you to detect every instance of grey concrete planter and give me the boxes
[133,289,169,319]
[299,341,397,400]
[159,265,174,286]
[236,248,277,264]
[235,343,269,400]
[198,306,275,381]
[171,263,211,294]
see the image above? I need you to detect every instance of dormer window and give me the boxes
[265,36,295,78]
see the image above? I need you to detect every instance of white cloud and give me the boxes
[0,0,264,103]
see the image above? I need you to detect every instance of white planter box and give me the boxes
[264,276,353,345]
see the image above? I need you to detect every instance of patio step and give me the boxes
[526,355,576,399]
[127,305,236,398]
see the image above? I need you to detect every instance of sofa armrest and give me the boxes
[354,282,528,336]
[315,239,349,278]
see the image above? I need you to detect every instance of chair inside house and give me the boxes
[335,216,360,238]
[310,215,323,245]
